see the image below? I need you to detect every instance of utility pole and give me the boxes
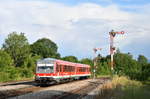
[109,30,125,71]
[93,48,102,79]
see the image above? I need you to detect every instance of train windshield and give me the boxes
[36,58,55,73]
[37,66,54,73]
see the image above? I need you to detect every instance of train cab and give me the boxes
[35,58,56,84]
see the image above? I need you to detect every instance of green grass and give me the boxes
[97,76,150,99]
[0,71,34,83]
[0,66,34,82]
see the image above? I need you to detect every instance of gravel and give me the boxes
[9,79,94,99]
[0,78,110,99]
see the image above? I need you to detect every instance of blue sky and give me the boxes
[47,0,150,6]
[0,0,150,60]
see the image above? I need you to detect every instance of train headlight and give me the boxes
[36,75,40,79]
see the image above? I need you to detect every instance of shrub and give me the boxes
[97,76,150,99]
[0,50,13,68]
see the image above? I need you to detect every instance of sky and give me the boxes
[0,0,150,60]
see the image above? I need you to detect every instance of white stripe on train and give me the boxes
[37,74,91,79]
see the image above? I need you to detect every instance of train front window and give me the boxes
[37,66,53,73]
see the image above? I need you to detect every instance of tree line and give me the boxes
[0,32,150,82]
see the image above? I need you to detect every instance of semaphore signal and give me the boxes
[93,48,102,79]
[109,30,125,71]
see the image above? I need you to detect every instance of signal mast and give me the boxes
[93,48,102,79]
[109,30,125,71]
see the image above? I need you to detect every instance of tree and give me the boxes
[141,63,150,80]
[3,32,30,67]
[114,52,141,79]
[138,55,148,66]
[62,56,78,62]
[80,58,93,66]
[31,38,60,58]
[0,50,13,68]
[137,55,149,80]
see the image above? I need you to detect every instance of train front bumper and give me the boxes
[35,76,55,83]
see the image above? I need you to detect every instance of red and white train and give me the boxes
[35,58,91,85]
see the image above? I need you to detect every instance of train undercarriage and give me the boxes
[35,76,89,86]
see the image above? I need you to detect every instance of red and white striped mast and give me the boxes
[109,30,125,71]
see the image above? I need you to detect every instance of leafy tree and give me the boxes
[80,58,93,66]
[141,63,150,80]
[137,55,149,80]
[138,55,148,66]
[95,56,111,75]
[23,54,41,72]
[113,52,144,80]
[0,50,13,68]
[62,56,78,62]
[31,38,60,58]
[2,32,30,67]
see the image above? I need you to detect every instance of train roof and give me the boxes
[37,58,90,67]
[37,58,55,64]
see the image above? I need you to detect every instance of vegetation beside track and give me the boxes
[97,76,150,99]
[0,32,150,83]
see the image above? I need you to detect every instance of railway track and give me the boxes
[0,80,34,86]
[0,83,39,99]
[0,79,89,99]
[52,77,110,99]
[0,77,110,99]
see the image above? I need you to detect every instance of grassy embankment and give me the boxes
[97,76,150,99]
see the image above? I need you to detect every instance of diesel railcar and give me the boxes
[35,58,91,85]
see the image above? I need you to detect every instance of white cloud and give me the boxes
[0,0,150,58]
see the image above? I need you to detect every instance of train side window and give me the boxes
[66,65,68,72]
[66,66,68,72]
[67,66,69,72]
[79,67,82,72]
[64,65,66,72]
[68,66,70,72]
[64,65,69,72]
[71,66,75,72]
[83,67,84,72]
[72,66,74,72]
[71,66,74,72]
[69,66,71,72]
[64,66,66,72]
[70,66,71,72]
[59,65,61,72]
[56,64,59,72]
[70,66,72,72]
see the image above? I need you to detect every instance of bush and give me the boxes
[97,76,150,99]
[0,72,10,82]
[19,68,33,78]
[0,50,13,68]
